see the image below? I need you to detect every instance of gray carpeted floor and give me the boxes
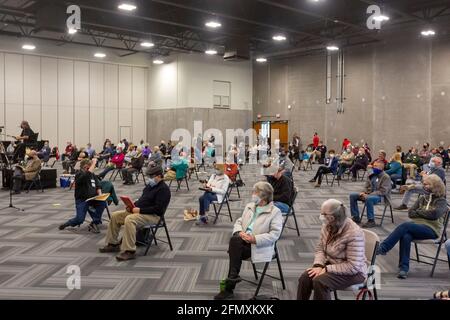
[0,162,448,300]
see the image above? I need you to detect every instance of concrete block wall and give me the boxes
[253,34,450,154]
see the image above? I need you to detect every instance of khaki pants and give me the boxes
[403,163,417,178]
[105,210,160,252]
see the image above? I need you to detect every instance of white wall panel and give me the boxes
[105,110,119,144]
[118,108,132,127]
[90,106,104,151]
[74,106,89,147]
[42,105,57,146]
[58,59,74,107]
[74,61,89,107]
[41,58,58,106]
[24,56,41,105]
[5,54,23,134]
[58,106,74,149]
[104,64,119,143]
[132,67,146,108]
[119,66,132,108]
[90,63,104,107]
[132,109,146,143]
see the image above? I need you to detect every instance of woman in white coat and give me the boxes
[214,181,283,300]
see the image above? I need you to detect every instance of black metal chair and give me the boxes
[241,243,286,298]
[281,187,300,237]
[359,195,394,227]
[137,214,173,256]
[324,171,340,187]
[209,185,233,224]
[168,169,190,192]
[25,167,44,193]
[411,209,450,277]
[133,168,147,185]
[108,168,123,181]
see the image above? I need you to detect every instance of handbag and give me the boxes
[184,208,198,221]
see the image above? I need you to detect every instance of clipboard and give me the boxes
[120,196,136,209]
[86,193,110,202]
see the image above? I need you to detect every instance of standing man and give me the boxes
[99,166,171,261]
[59,158,106,233]
[313,132,320,149]
[13,120,36,163]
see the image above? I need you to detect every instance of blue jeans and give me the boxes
[390,174,402,188]
[67,199,106,227]
[379,222,437,272]
[199,192,218,216]
[98,166,114,179]
[402,186,427,206]
[274,201,290,214]
[349,193,382,221]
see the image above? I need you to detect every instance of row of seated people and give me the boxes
[55,152,450,299]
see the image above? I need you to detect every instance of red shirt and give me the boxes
[313,136,320,148]
[342,139,351,149]
[65,145,74,155]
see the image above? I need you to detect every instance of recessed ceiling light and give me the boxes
[373,15,390,22]
[141,41,154,48]
[326,45,339,51]
[205,50,217,55]
[153,59,164,65]
[272,34,287,41]
[68,28,77,35]
[94,52,106,58]
[22,44,35,50]
[256,57,267,63]
[421,29,436,37]
[205,21,221,28]
[118,3,137,11]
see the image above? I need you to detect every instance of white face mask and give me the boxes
[252,194,261,205]
[319,214,327,224]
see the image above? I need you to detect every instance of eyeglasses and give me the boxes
[320,213,334,216]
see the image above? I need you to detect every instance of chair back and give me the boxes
[362,229,380,266]
[438,208,450,242]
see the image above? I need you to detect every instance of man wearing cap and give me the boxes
[99,166,171,261]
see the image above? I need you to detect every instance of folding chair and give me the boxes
[25,167,44,193]
[334,229,380,300]
[411,209,450,277]
[324,171,340,187]
[188,163,199,180]
[210,185,233,224]
[137,215,173,256]
[281,187,300,236]
[359,195,394,227]
[133,168,147,185]
[358,169,367,181]
[241,243,286,298]
[109,168,123,181]
[304,157,313,171]
[168,169,189,192]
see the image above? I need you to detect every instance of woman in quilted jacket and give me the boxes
[297,199,367,300]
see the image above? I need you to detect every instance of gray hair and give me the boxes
[424,174,446,197]
[322,199,347,227]
[253,181,274,203]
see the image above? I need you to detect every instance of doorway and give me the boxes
[253,121,289,150]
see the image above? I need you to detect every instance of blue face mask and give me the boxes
[372,168,382,175]
[429,161,436,168]
[148,178,157,187]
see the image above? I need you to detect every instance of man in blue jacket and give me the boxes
[309,150,339,188]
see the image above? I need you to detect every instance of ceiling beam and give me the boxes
[149,0,331,41]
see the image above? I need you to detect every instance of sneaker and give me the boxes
[397,270,408,279]
[58,223,69,231]
[314,183,321,188]
[394,204,408,211]
[362,220,377,228]
[308,179,316,183]
[214,290,234,300]
[116,251,136,261]
[99,244,120,253]
[195,216,208,226]
[88,222,100,234]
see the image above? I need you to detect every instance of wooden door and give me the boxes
[271,122,289,150]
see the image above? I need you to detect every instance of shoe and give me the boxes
[362,220,377,228]
[351,217,361,224]
[99,244,120,253]
[308,179,316,183]
[195,216,208,226]
[115,251,136,261]
[394,204,408,211]
[314,183,321,188]
[58,223,69,230]
[214,290,234,300]
[397,270,408,279]
[376,246,387,256]
[336,176,341,181]
[88,222,100,234]
[226,276,242,284]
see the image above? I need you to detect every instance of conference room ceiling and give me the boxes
[0,0,449,59]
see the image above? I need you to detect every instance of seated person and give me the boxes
[308,150,339,188]
[97,147,125,180]
[278,149,294,178]
[99,166,171,261]
[164,152,189,181]
[403,147,422,178]
[122,148,145,185]
[299,146,313,171]
[438,146,449,168]
[385,152,403,188]
[59,159,106,233]
[62,145,79,174]
[214,182,282,300]
[363,143,372,163]
[62,141,74,162]
[336,147,355,180]
[224,161,239,183]
[142,144,151,159]
[196,164,230,225]
[395,156,445,210]
[12,150,41,194]
[311,141,327,164]
[96,142,114,163]
[419,143,431,165]
[159,140,167,156]
[368,150,388,169]
[396,145,406,163]
[349,161,392,228]
[148,146,163,168]
[297,199,366,300]
[266,165,293,214]
[85,143,96,159]
[377,174,447,279]
[37,141,51,162]
[349,148,369,181]
[124,144,138,164]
